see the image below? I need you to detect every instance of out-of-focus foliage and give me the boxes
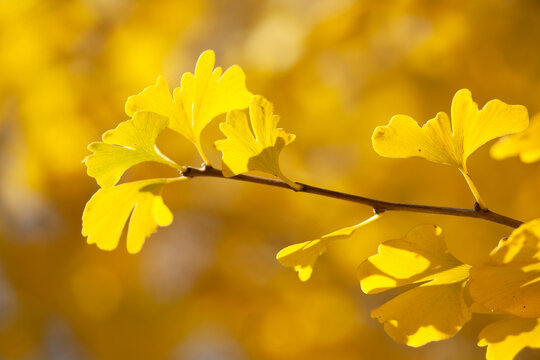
[491,113,540,163]
[2,0,540,359]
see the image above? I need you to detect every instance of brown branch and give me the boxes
[181,165,523,229]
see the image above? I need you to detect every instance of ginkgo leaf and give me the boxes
[358,225,470,294]
[82,178,183,254]
[478,318,540,360]
[372,89,528,170]
[491,113,540,163]
[371,283,470,347]
[469,218,540,318]
[372,89,528,207]
[125,50,252,164]
[215,95,298,189]
[85,111,178,187]
[277,214,380,281]
[357,224,471,347]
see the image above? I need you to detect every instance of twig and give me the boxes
[181,165,523,229]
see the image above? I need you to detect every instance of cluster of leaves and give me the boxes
[83,50,540,360]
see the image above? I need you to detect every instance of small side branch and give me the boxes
[181,165,523,229]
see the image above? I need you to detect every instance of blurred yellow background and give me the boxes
[1,0,539,359]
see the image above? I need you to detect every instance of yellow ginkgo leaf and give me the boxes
[125,50,253,164]
[372,89,528,207]
[491,113,540,163]
[358,225,471,294]
[478,318,540,360]
[277,214,380,281]
[371,283,470,347]
[82,178,183,254]
[215,95,298,189]
[85,111,178,187]
[357,224,471,347]
[469,218,540,318]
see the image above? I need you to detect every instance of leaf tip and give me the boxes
[296,265,313,282]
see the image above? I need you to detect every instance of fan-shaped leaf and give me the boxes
[85,111,178,187]
[470,218,540,318]
[216,95,298,189]
[82,178,183,254]
[357,225,471,346]
[125,50,252,163]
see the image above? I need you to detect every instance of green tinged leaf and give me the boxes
[85,111,178,187]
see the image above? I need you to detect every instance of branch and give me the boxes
[181,165,523,229]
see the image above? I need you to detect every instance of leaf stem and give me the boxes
[194,142,212,166]
[181,165,523,229]
[460,169,488,210]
